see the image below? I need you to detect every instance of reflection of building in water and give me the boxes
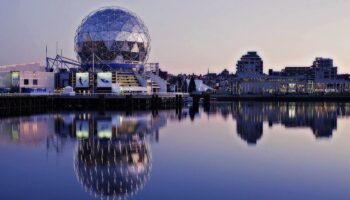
[0,115,54,146]
[233,102,350,143]
[278,103,338,138]
[235,103,263,145]
[75,137,151,200]
[207,102,350,145]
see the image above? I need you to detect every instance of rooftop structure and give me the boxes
[268,57,338,81]
[312,57,333,68]
[0,62,44,72]
[311,57,337,80]
[236,51,263,77]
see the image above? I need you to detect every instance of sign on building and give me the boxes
[11,71,20,88]
[97,72,112,88]
[76,72,89,88]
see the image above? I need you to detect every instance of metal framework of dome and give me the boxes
[74,7,151,70]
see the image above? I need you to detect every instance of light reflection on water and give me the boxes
[0,102,349,200]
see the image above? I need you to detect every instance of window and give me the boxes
[33,79,38,85]
[24,79,29,85]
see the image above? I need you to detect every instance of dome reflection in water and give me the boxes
[74,115,153,200]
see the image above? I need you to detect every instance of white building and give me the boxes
[185,79,213,93]
[0,62,55,93]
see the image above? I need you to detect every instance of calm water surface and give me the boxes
[0,102,350,200]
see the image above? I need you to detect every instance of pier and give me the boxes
[0,93,188,116]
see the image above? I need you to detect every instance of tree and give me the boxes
[188,76,197,93]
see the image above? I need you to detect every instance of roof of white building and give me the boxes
[0,62,45,72]
[186,79,214,92]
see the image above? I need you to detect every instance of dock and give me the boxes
[0,93,189,116]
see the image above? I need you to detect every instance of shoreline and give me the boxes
[209,94,350,102]
[0,94,188,116]
[1,93,350,117]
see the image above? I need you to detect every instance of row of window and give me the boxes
[23,79,38,85]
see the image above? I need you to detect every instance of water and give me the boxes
[0,102,349,200]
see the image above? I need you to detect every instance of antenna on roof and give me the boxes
[61,49,63,69]
[45,45,48,71]
[56,42,58,56]
[56,42,59,69]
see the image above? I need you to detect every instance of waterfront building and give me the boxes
[185,79,213,93]
[236,51,263,77]
[145,63,160,76]
[232,51,350,95]
[268,58,338,81]
[143,63,168,93]
[0,63,54,93]
[269,67,312,78]
[312,57,338,80]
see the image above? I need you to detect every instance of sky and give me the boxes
[0,0,350,74]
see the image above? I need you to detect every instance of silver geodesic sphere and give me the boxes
[74,7,151,68]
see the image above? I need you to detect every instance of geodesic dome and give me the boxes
[74,7,151,70]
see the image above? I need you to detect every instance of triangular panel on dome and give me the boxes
[89,32,99,41]
[104,41,114,50]
[116,31,129,41]
[109,31,120,41]
[143,41,149,49]
[109,21,124,31]
[128,18,139,26]
[121,41,130,51]
[139,52,146,61]
[106,31,115,40]
[115,55,124,63]
[114,41,124,51]
[131,43,140,53]
[75,42,84,52]
[75,34,84,43]
[82,33,92,42]
[138,43,145,52]
[134,33,144,43]
[121,22,134,32]
[140,34,149,43]
[126,33,138,42]
[132,25,141,33]
[95,31,107,41]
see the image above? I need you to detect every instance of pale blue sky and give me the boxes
[0,0,350,74]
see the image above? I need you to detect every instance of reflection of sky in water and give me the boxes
[0,102,349,200]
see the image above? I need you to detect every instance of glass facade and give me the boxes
[75,7,151,70]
